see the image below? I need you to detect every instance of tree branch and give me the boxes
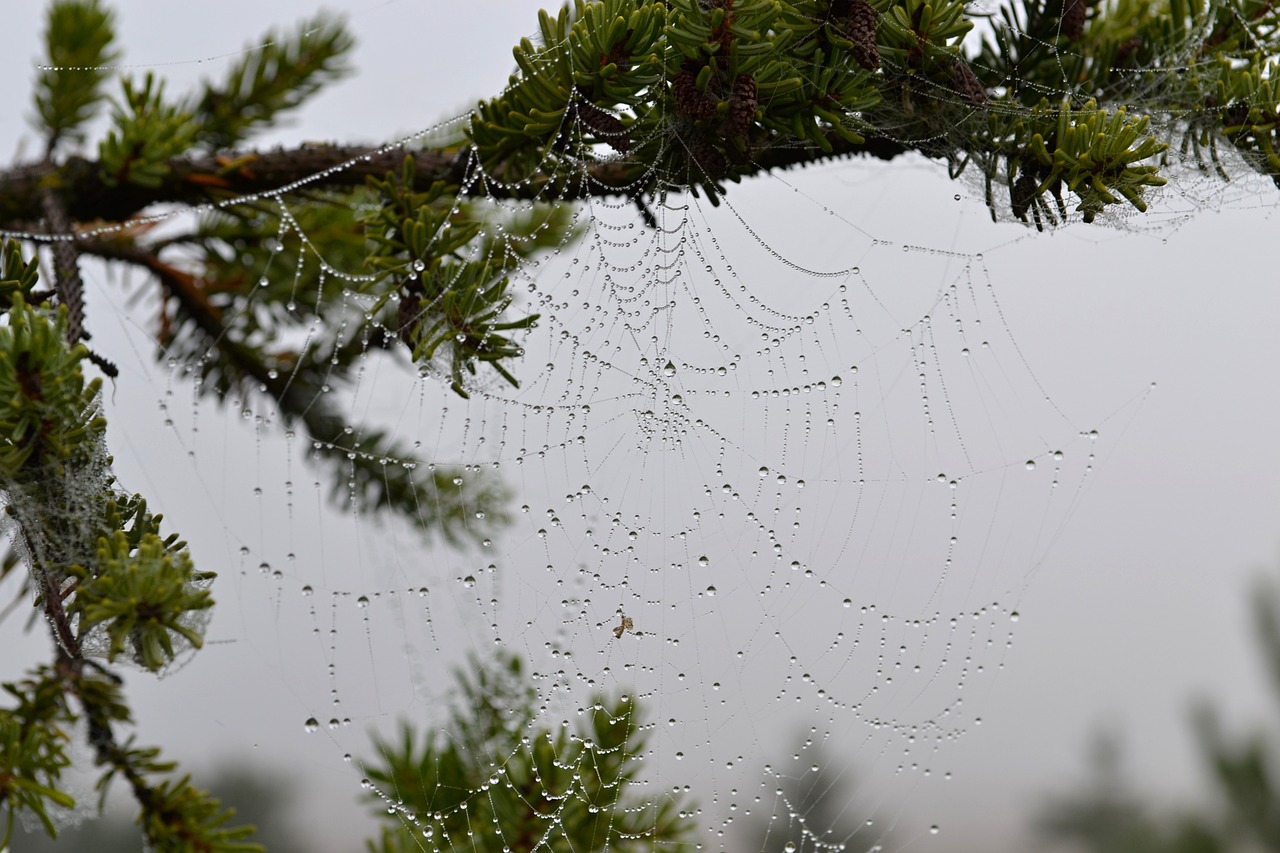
[79,237,310,411]
[38,183,86,344]
[1,135,910,233]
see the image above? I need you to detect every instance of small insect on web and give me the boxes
[613,614,633,639]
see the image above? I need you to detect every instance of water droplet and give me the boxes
[356,596,369,608]
[706,585,717,596]
[697,555,709,567]
[304,717,319,733]
[1025,460,1036,470]
[463,575,477,588]
[663,361,676,377]
[1010,611,1020,622]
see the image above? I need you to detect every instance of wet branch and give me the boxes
[0,135,910,234]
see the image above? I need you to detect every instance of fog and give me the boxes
[4,4,1280,853]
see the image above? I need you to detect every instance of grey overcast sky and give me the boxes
[5,4,1280,853]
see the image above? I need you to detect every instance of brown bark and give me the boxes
[1,136,910,232]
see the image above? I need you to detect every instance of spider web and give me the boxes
[7,1,1280,852]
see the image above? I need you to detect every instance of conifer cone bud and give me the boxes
[574,92,631,154]
[686,134,727,180]
[1223,100,1250,128]
[397,293,422,347]
[950,59,988,106]
[847,0,880,71]
[1060,0,1086,40]
[725,74,758,138]
[674,67,718,120]
[611,45,633,74]
[1114,36,1141,66]
[1011,170,1039,222]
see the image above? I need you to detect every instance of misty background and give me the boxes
[4,2,1280,852]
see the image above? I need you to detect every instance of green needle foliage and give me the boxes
[194,14,354,150]
[99,75,201,188]
[34,0,119,154]
[363,652,695,853]
[0,250,250,850]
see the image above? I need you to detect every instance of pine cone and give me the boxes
[950,59,988,106]
[724,74,758,138]
[397,293,422,347]
[847,0,880,71]
[686,133,727,179]
[1223,100,1250,128]
[1011,169,1039,222]
[1114,36,1141,67]
[1060,0,1086,40]
[574,92,631,154]
[609,43,633,74]
[674,66,718,120]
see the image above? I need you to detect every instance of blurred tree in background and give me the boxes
[739,737,897,853]
[1037,573,1280,853]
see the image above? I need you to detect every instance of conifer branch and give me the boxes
[79,237,509,546]
[38,184,86,345]
[0,135,909,236]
